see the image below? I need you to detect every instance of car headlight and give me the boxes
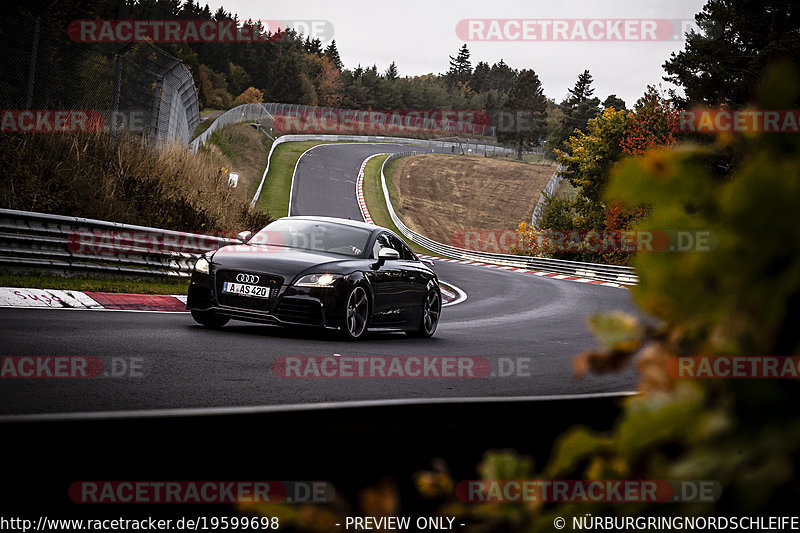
[294,273,341,287]
[194,256,210,275]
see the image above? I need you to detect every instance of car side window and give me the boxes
[371,233,393,258]
[387,234,416,261]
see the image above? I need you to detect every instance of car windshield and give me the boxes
[250,219,371,257]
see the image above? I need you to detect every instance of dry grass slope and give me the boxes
[0,130,271,233]
[390,154,554,244]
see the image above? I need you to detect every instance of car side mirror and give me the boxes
[421,258,435,269]
[373,247,400,269]
[236,231,252,243]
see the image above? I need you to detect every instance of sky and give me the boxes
[203,0,708,107]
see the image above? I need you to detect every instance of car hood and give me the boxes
[209,244,361,282]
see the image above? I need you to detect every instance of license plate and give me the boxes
[222,282,271,298]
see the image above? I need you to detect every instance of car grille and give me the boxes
[274,298,323,326]
[215,269,283,313]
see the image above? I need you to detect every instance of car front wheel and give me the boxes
[341,285,369,340]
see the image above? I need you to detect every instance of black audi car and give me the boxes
[186,216,441,339]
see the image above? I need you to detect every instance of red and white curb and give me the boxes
[353,155,627,289]
[0,287,187,312]
[0,285,467,312]
[355,153,389,225]
[417,255,626,288]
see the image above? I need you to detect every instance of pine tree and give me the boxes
[488,59,517,92]
[496,69,548,160]
[602,94,627,111]
[306,37,323,56]
[446,44,472,89]
[385,61,398,82]
[546,70,601,156]
[324,40,343,70]
[470,61,490,93]
[564,70,595,110]
[663,0,800,107]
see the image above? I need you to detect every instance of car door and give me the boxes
[385,233,427,320]
[367,232,408,326]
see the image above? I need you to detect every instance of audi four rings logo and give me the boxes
[236,273,260,284]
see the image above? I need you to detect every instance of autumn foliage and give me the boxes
[232,87,264,106]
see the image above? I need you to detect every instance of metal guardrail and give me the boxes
[531,164,564,228]
[378,153,639,285]
[0,209,233,278]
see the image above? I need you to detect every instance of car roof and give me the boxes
[276,216,384,233]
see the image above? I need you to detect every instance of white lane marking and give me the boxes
[0,391,639,422]
[440,281,467,307]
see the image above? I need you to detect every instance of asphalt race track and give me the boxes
[0,143,640,416]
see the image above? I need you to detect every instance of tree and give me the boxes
[496,69,548,160]
[446,44,472,89]
[316,58,344,107]
[564,69,595,109]
[324,40,343,70]
[233,86,263,106]
[227,62,251,96]
[546,70,601,156]
[198,64,232,109]
[304,36,323,56]
[620,86,680,155]
[470,61,490,93]
[555,108,630,229]
[487,59,517,92]
[663,0,800,107]
[602,94,626,111]
[385,61,398,82]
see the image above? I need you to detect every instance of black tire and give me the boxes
[406,287,441,338]
[191,310,230,329]
[340,285,369,340]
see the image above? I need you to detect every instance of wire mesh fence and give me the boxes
[189,103,274,153]
[192,102,521,157]
[0,10,198,144]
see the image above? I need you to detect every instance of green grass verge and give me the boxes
[0,273,189,295]
[191,119,214,140]
[254,140,356,219]
[362,154,437,256]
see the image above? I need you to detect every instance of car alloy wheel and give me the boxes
[343,286,369,339]
[407,287,440,338]
[423,289,440,335]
